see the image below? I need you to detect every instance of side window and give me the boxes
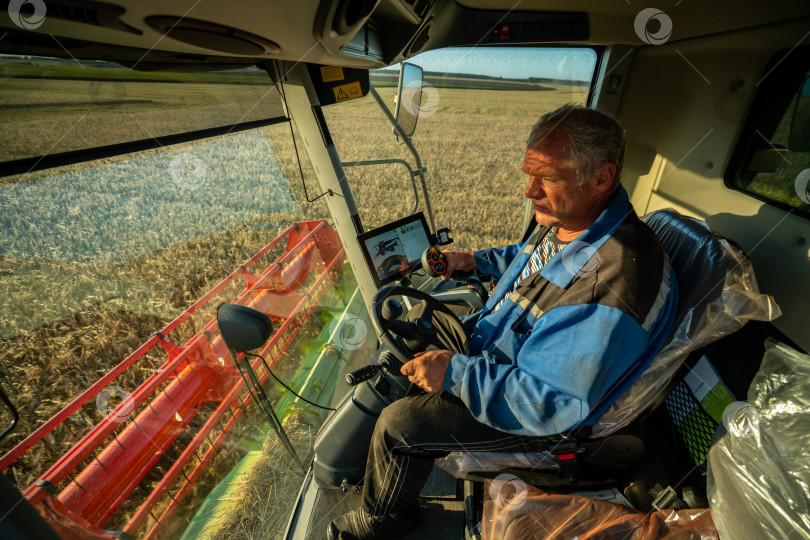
[727,48,810,218]
[324,47,598,251]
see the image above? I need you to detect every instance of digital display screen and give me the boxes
[358,212,432,287]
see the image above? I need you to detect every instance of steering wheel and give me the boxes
[370,285,467,366]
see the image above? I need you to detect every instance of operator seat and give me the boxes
[438,208,780,480]
[592,208,780,437]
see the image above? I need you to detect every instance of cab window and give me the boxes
[727,47,810,218]
[324,46,599,251]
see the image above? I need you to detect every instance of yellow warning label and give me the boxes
[320,66,344,82]
[333,81,363,102]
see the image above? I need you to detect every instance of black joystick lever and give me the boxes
[346,365,380,386]
[345,351,404,386]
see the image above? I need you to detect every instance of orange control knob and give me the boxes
[421,246,449,277]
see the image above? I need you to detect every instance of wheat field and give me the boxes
[326,84,588,250]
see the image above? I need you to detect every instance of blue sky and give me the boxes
[381,47,597,82]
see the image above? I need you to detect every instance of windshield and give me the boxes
[325,46,597,250]
[0,55,374,538]
[0,55,285,168]
[0,46,598,539]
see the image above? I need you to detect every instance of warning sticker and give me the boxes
[320,66,344,82]
[333,81,363,103]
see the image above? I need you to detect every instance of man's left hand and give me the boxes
[400,349,454,393]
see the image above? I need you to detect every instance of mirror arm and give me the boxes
[224,345,307,475]
[368,85,436,233]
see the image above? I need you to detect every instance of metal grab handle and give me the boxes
[341,159,421,216]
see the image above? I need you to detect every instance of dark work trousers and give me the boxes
[361,302,558,516]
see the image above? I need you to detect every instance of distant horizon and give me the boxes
[1,48,596,83]
[371,69,589,86]
[378,47,597,83]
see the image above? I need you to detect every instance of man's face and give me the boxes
[523,130,605,239]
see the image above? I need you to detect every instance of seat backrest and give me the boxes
[591,209,780,437]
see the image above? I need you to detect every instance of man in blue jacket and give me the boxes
[328,105,678,540]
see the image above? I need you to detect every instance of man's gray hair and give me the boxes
[527,104,626,186]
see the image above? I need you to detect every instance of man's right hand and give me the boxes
[441,250,477,280]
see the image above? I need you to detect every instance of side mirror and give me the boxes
[216,303,273,353]
[394,62,424,141]
[788,76,810,152]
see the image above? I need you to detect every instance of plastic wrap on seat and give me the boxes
[436,450,559,478]
[707,339,810,540]
[482,480,718,540]
[591,209,780,437]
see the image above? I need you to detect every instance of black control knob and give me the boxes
[466,274,489,304]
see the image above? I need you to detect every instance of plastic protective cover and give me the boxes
[707,339,810,540]
[482,480,718,540]
[592,210,780,436]
[437,209,780,476]
[438,450,559,477]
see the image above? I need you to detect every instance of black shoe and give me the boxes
[326,505,421,540]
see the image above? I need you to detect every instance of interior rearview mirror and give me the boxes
[394,62,424,141]
[216,303,273,353]
[788,75,810,152]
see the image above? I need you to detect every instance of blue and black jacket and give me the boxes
[444,187,678,436]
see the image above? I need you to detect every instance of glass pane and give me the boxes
[0,120,375,537]
[324,47,597,249]
[737,68,810,215]
[0,55,285,165]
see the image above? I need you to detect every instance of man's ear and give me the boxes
[593,163,617,194]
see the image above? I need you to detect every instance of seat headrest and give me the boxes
[644,209,741,338]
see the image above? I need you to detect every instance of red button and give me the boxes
[557,453,576,460]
